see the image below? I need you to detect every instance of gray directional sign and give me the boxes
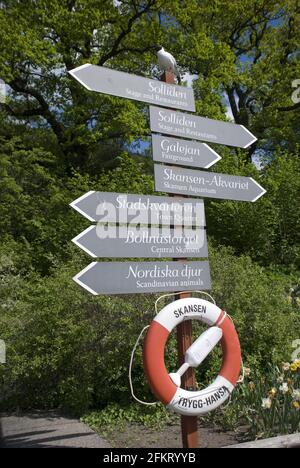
[70,191,206,226]
[150,106,257,148]
[154,165,266,202]
[69,64,195,112]
[72,226,208,259]
[74,261,211,295]
[152,134,221,169]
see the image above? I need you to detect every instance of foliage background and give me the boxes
[0,0,299,425]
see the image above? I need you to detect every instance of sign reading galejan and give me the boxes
[70,191,206,226]
[154,164,266,202]
[69,64,195,112]
[152,134,221,169]
[72,226,208,259]
[150,106,257,148]
[74,261,211,295]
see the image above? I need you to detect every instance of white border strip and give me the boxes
[250,177,267,202]
[240,125,258,148]
[70,190,96,222]
[72,226,97,258]
[203,143,222,168]
[73,262,98,295]
[68,63,93,91]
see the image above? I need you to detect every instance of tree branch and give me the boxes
[277,102,300,112]
[226,88,240,122]
[0,102,44,118]
[98,0,156,66]
[8,77,65,143]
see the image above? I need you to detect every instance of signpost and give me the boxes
[152,134,221,169]
[72,226,208,259]
[150,106,257,148]
[73,260,211,295]
[160,70,199,450]
[69,64,195,112]
[154,164,266,202]
[70,191,205,226]
[69,63,266,450]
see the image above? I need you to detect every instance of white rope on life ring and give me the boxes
[143,297,241,416]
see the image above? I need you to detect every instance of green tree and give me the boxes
[0,135,154,273]
[165,0,300,158]
[205,149,300,268]
[1,1,298,169]
[0,0,164,169]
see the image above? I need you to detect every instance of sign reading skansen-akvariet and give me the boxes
[154,165,266,202]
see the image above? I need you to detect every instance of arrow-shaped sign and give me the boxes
[70,191,206,226]
[150,106,257,148]
[72,226,208,259]
[73,261,211,295]
[152,134,221,169]
[154,165,266,202]
[69,64,195,112]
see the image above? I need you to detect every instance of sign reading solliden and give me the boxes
[150,106,257,148]
[72,226,208,259]
[152,134,221,169]
[154,164,266,202]
[74,261,211,295]
[70,191,206,226]
[69,64,195,112]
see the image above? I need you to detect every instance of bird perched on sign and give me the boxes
[155,46,181,83]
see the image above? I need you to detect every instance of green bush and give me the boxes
[0,142,154,275]
[81,403,173,433]
[0,242,298,417]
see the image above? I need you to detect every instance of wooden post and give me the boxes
[176,293,199,448]
[160,71,199,449]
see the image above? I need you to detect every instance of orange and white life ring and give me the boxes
[143,298,241,416]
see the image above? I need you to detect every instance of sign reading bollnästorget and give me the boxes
[69,64,195,112]
[72,226,208,259]
[152,134,221,169]
[154,164,266,202]
[70,191,206,226]
[150,106,257,148]
[74,261,211,295]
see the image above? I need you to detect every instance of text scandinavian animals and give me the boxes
[73,261,211,295]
